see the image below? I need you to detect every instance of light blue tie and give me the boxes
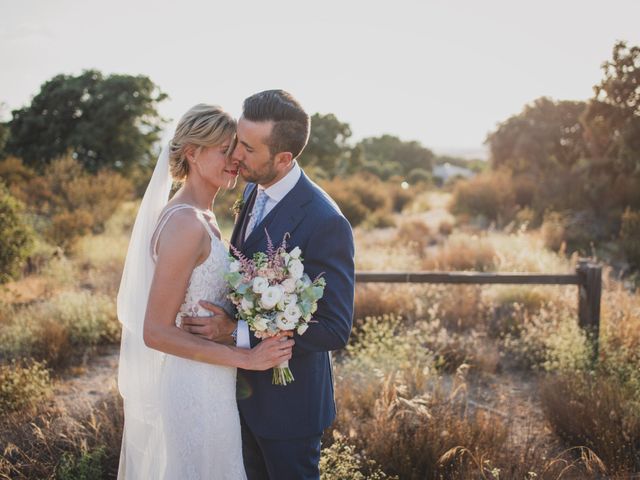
[246,189,268,238]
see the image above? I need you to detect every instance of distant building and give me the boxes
[433,162,475,184]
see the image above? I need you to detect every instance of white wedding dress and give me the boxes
[133,203,246,480]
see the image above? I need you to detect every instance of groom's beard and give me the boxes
[238,157,278,186]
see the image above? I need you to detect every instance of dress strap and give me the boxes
[193,210,220,242]
[150,203,216,260]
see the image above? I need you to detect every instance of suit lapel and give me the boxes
[230,184,258,250]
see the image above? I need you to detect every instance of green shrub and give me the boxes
[56,447,106,480]
[0,291,118,368]
[320,438,395,480]
[406,168,432,185]
[542,209,614,254]
[347,174,388,212]
[11,156,133,250]
[319,174,418,228]
[421,234,497,272]
[451,170,516,225]
[365,211,396,229]
[0,182,34,283]
[396,219,430,256]
[346,315,430,373]
[540,210,566,251]
[389,185,414,212]
[620,207,640,268]
[322,186,369,227]
[0,359,51,413]
[0,156,36,190]
[502,307,592,372]
[43,291,120,347]
[49,210,94,249]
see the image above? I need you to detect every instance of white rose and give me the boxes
[241,297,254,312]
[297,323,309,335]
[276,312,296,330]
[289,246,302,259]
[284,303,302,324]
[282,278,297,293]
[253,315,268,331]
[229,260,241,273]
[288,259,304,279]
[252,277,268,294]
[283,293,298,306]
[260,285,283,310]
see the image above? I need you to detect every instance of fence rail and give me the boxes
[355,259,602,361]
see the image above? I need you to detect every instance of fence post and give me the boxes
[576,259,602,362]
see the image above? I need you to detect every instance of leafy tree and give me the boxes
[486,97,587,177]
[580,41,640,211]
[300,113,353,177]
[357,134,435,180]
[0,103,9,159]
[620,208,640,268]
[0,122,7,159]
[483,41,640,252]
[6,70,167,173]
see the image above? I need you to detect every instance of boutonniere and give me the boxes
[231,194,245,218]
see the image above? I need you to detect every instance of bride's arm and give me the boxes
[142,210,292,370]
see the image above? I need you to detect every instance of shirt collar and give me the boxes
[258,161,302,202]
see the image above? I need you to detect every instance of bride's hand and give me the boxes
[246,334,295,371]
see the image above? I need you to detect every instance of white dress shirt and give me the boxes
[236,161,302,349]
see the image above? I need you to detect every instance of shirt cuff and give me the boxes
[236,320,250,349]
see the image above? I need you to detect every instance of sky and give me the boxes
[2,0,639,158]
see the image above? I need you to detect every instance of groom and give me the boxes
[185,90,355,479]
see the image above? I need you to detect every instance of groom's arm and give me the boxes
[292,214,355,354]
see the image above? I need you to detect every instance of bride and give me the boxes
[116,104,294,479]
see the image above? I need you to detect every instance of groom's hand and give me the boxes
[181,301,236,342]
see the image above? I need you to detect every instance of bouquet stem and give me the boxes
[272,360,295,386]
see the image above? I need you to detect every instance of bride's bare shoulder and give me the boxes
[155,208,207,260]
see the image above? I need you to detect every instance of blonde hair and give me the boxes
[169,104,236,181]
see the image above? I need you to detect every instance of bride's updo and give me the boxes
[169,104,236,181]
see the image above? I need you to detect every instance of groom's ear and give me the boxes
[274,151,293,168]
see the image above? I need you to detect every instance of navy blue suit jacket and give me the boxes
[230,170,355,440]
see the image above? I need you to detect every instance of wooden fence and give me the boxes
[356,259,602,360]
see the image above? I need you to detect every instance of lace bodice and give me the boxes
[175,236,232,326]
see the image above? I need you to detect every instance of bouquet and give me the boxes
[224,232,326,385]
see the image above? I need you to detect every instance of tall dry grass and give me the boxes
[540,373,640,475]
[0,389,123,479]
[331,314,603,479]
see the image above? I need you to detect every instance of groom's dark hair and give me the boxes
[242,90,310,160]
